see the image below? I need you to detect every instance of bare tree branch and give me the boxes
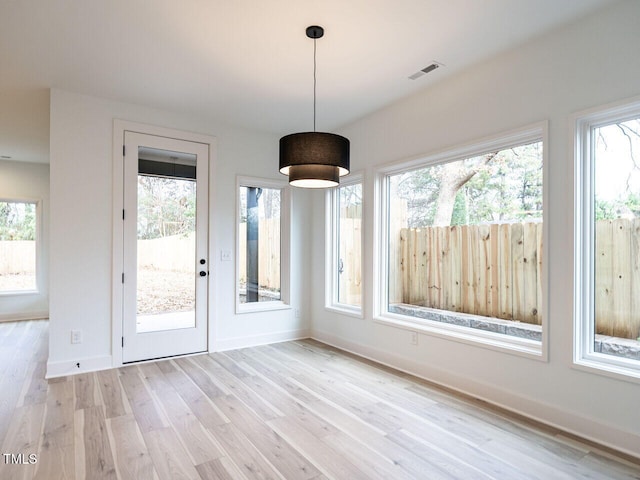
[616,124,640,191]
[432,152,498,226]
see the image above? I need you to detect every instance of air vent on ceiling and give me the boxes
[409,61,444,80]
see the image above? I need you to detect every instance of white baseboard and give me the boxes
[0,311,48,322]
[46,355,113,379]
[212,329,310,352]
[311,329,640,461]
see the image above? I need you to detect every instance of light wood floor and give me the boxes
[1,320,639,480]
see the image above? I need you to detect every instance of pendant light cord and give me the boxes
[313,36,317,132]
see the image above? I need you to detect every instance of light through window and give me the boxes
[328,181,362,310]
[591,117,640,363]
[239,185,281,304]
[384,140,543,344]
[0,201,37,292]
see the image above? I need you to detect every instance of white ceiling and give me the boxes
[0,0,615,164]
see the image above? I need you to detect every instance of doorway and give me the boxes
[121,131,209,363]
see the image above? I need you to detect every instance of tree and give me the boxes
[392,141,543,228]
[432,153,497,226]
[0,202,36,241]
[594,119,640,220]
[137,175,196,239]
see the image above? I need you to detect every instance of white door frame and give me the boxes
[112,120,217,367]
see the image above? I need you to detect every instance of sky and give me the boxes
[594,119,640,203]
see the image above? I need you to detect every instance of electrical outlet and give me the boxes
[410,331,418,345]
[71,330,82,344]
[220,249,232,261]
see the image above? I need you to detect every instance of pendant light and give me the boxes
[279,25,350,188]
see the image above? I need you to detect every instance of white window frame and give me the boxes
[374,123,548,360]
[574,98,640,382]
[235,176,291,314]
[325,173,364,317]
[0,197,41,296]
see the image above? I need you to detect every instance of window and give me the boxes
[0,200,38,293]
[326,176,363,314]
[377,125,546,356]
[575,100,640,379]
[237,177,290,312]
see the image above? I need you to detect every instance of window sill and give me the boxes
[0,289,39,297]
[374,308,545,361]
[325,305,363,319]
[236,301,291,315]
[573,355,640,385]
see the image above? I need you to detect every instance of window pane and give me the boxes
[239,186,281,303]
[136,172,196,333]
[337,183,362,307]
[387,142,543,340]
[593,118,640,360]
[0,201,36,292]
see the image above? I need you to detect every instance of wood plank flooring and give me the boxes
[1,320,639,479]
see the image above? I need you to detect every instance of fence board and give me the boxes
[536,223,544,324]
[611,219,631,338]
[631,219,640,340]
[477,224,490,317]
[461,225,472,315]
[595,220,614,335]
[523,222,539,324]
[399,228,409,304]
[409,229,420,305]
[428,227,440,308]
[489,224,500,318]
[511,223,525,323]
[338,218,362,306]
[498,224,513,320]
[449,226,462,312]
[418,228,428,306]
[258,218,280,291]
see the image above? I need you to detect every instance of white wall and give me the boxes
[0,160,49,321]
[48,89,311,375]
[310,1,640,457]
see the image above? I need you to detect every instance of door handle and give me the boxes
[199,271,207,277]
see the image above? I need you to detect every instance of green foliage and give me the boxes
[0,202,36,240]
[595,199,618,220]
[595,193,640,221]
[137,175,196,239]
[464,143,543,224]
[450,189,468,225]
[392,141,543,227]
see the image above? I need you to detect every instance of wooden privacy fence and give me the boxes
[394,223,544,325]
[0,240,36,274]
[239,218,280,290]
[595,219,640,339]
[137,221,281,291]
[338,212,362,306]
[137,234,196,273]
[392,219,640,339]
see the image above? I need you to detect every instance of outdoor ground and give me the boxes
[137,267,194,315]
[0,273,36,291]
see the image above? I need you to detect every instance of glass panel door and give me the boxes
[123,133,208,363]
[136,149,197,333]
